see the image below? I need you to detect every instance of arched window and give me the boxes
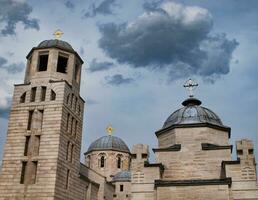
[100,156,105,168]
[117,157,122,169]
[98,153,106,168]
[117,154,123,169]
[20,92,26,103]
[50,90,56,101]
[66,94,70,104]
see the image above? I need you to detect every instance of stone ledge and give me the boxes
[152,144,181,153]
[202,143,233,153]
[154,178,232,188]
[155,123,231,138]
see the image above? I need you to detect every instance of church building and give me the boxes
[0,38,258,200]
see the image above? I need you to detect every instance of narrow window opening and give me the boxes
[50,90,56,101]
[66,141,70,160]
[31,161,38,184]
[78,104,81,115]
[71,117,74,135]
[71,94,74,108]
[237,149,243,155]
[65,169,70,189]
[117,157,122,169]
[57,55,68,73]
[71,144,74,163]
[120,185,124,192]
[38,110,44,130]
[40,86,46,101]
[249,149,254,154]
[74,97,78,111]
[74,121,78,138]
[100,156,105,168]
[142,153,148,159]
[27,110,34,130]
[20,92,26,103]
[20,161,27,184]
[66,113,70,132]
[30,87,37,102]
[66,94,70,104]
[24,136,30,156]
[34,135,41,156]
[38,54,48,71]
[131,154,137,159]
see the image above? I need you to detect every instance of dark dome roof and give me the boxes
[112,171,131,182]
[163,97,223,129]
[86,135,130,154]
[37,39,74,52]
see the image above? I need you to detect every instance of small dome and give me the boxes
[37,39,74,52]
[86,135,130,154]
[163,97,223,129]
[112,171,131,182]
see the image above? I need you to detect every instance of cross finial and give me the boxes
[53,29,63,39]
[106,125,114,136]
[183,79,198,98]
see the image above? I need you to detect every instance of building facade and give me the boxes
[0,39,257,200]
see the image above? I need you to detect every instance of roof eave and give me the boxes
[155,123,231,138]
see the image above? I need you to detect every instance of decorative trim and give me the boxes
[154,178,232,188]
[84,148,131,155]
[202,143,233,153]
[14,82,31,86]
[152,144,181,153]
[221,158,240,169]
[155,123,231,138]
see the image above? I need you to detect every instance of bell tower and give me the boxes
[0,33,85,199]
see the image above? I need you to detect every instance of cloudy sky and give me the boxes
[0,0,258,163]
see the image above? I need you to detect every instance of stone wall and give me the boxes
[85,150,130,182]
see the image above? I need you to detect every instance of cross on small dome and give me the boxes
[53,29,64,39]
[106,125,114,136]
[183,79,198,98]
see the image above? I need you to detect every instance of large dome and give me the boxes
[162,97,224,129]
[37,39,74,52]
[86,135,130,154]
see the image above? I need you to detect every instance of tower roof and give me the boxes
[85,135,130,154]
[112,171,131,182]
[162,97,223,129]
[37,39,74,52]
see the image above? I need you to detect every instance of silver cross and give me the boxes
[183,79,198,98]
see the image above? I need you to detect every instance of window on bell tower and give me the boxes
[38,52,49,71]
[57,54,68,73]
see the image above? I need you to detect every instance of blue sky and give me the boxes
[0,0,258,163]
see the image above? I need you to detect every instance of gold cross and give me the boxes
[53,29,64,39]
[106,125,114,136]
